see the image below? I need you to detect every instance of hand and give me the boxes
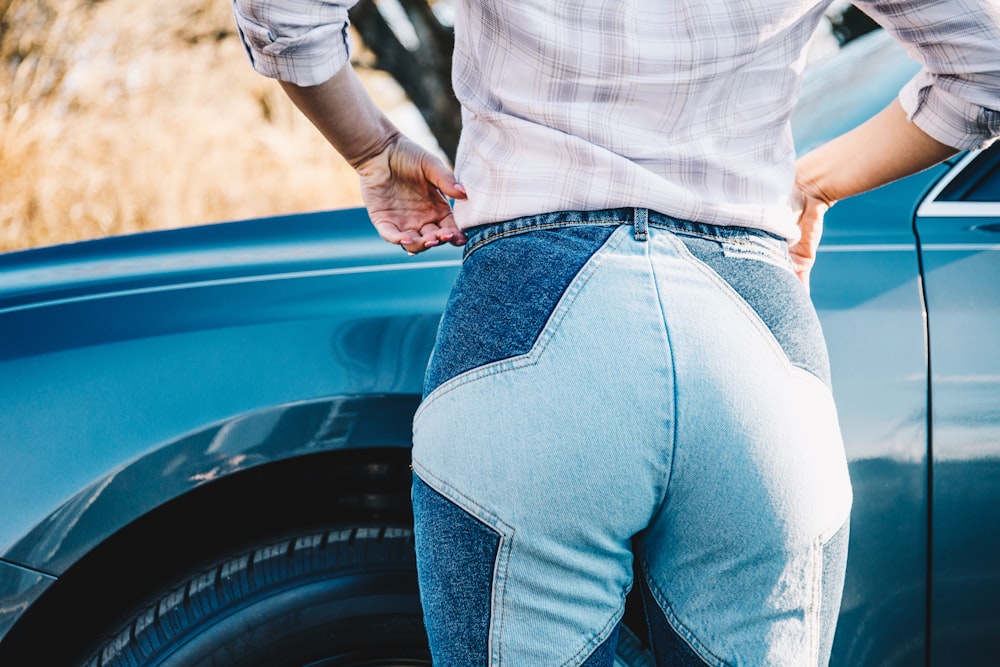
[788,182,832,294]
[789,98,960,291]
[277,69,470,255]
[355,134,468,255]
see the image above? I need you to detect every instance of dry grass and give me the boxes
[0,0,427,253]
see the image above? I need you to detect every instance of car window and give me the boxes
[935,143,1000,203]
[917,143,1000,218]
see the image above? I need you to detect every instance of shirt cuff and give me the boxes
[900,71,1000,152]
[233,3,352,87]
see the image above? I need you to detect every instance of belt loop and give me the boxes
[633,207,649,242]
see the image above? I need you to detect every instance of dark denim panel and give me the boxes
[460,207,640,257]
[638,575,714,667]
[674,232,832,388]
[580,622,622,667]
[424,224,617,395]
[412,474,499,667]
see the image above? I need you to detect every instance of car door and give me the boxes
[915,142,1000,666]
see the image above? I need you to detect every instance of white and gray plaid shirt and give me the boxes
[234,0,1000,239]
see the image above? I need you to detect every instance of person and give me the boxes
[232,1,1000,664]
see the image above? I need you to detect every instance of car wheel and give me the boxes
[75,524,652,667]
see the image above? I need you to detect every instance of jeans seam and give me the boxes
[411,462,515,667]
[639,558,732,667]
[463,219,622,258]
[414,227,630,420]
[644,233,680,510]
[809,536,823,666]
[788,363,837,396]
[814,515,851,666]
[818,507,853,546]
[560,603,627,667]
[662,232,814,384]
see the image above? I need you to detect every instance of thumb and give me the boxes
[423,157,468,200]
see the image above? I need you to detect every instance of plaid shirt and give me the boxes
[234,0,1000,239]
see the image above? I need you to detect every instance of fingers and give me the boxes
[411,214,466,252]
[359,135,470,255]
[372,216,465,256]
[416,159,469,248]
[422,155,469,202]
[432,211,467,247]
[788,188,829,295]
[371,222,423,251]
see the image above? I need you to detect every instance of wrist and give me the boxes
[795,176,838,209]
[346,124,401,171]
[278,68,402,170]
[795,152,841,208]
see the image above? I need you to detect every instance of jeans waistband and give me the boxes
[462,207,784,258]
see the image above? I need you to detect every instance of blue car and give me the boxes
[1,29,998,666]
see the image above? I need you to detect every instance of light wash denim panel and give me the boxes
[412,208,853,667]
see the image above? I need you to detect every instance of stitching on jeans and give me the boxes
[661,232,805,380]
[463,219,622,257]
[672,235,833,395]
[813,517,849,665]
[414,458,630,667]
[560,603,628,667]
[666,226,792,269]
[411,462,515,667]
[669,234,839,393]
[720,243,793,272]
[414,227,630,420]
[818,507,852,546]
[414,227,636,665]
[643,235,680,512]
[696,234,786,260]
[639,559,731,667]
[411,461,514,534]
[809,537,823,666]
[656,224,779,245]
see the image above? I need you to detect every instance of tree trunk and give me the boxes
[350,0,461,163]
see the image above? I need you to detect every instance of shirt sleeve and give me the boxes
[233,0,361,86]
[852,0,1000,151]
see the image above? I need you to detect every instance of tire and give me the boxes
[75,524,652,666]
[77,525,429,667]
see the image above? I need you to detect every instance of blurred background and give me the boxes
[0,0,444,252]
[0,0,873,253]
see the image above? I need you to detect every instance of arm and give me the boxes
[789,98,958,287]
[796,98,958,206]
[788,0,1000,289]
[280,67,467,253]
[233,0,465,253]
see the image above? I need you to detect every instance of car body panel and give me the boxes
[0,562,54,642]
[0,213,460,641]
[815,171,943,666]
[793,33,936,663]
[915,148,1000,666]
[0,212,461,563]
[1,395,421,571]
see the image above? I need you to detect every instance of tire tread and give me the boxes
[83,526,415,667]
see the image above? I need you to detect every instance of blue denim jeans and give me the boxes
[411,208,852,666]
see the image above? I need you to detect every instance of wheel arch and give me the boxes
[0,400,418,665]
